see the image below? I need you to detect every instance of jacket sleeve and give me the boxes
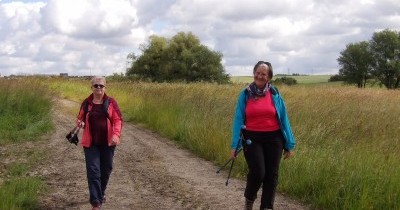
[110,98,123,138]
[75,101,86,127]
[274,94,296,151]
[231,90,246,149]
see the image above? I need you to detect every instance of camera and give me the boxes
[66,127,80,145]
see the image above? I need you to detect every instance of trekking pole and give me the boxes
[216,147,243,174]
[216,126,244,174]
[223,126,252,186]
[225,140,252,186]
[225,139,241,186]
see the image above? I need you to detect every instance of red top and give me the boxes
[89,104,108,145]
[245,91,280,132]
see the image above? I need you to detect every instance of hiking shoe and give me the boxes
[92,203,101,210]
[244,198,254,210]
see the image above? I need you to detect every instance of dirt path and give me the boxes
[37,98,309,210]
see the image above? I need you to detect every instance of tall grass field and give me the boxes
[231,75,332,84]
[44,77,400,210]
[0,79,53,143]
[0,78,52,210]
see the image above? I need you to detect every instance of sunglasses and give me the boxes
[93,84,105,89]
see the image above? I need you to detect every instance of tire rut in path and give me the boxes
[38,99,309,210]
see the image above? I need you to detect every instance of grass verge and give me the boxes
[0,78,52,209]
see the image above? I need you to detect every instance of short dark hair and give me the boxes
[253,61,273,79]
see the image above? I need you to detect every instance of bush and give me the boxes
[329,74,344,82]
[273,77,297,85]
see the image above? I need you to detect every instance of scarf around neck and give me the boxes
[246,82,270,99]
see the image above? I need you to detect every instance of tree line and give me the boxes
[123,29,399,88]
[337,29,400,89]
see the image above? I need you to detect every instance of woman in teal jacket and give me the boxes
[230,61,296,210]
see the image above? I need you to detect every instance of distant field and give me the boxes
[231,75,332,84]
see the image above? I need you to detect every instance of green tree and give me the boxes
[126,52,136,71]
[369,29,400,89]
[127,35,168,81]
[126,32,230,83]
[337,41,372,88]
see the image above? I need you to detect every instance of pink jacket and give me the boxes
[76,94,123,147]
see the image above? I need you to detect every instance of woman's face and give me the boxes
[253,64,270,88]
[91,79,106,96]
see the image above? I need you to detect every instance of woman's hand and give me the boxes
[79,121,85,128]
[230,149,237,160]
[76,120,85,128]
[283,150,293,160]
[110,135,119,146]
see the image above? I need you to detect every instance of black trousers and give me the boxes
[243,129,284,209]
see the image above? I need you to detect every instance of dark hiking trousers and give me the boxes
[243,129,284,209]
[84,145,115,206]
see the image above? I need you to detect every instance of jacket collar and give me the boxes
[87,93,109,104]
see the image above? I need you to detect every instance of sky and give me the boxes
[0,0,399,77]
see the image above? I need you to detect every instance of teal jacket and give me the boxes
[231,85,296,151]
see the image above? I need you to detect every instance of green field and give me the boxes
[231,75,332,84]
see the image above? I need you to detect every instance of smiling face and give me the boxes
[91,76,106,97]
[253,64,271,88]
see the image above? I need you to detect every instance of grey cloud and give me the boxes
[134,0,176,26]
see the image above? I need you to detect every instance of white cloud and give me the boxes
[0,0,145,76]
[40,0,138,41]
[0,0,400,76]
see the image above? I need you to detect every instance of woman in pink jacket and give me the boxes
[76,76,123,210]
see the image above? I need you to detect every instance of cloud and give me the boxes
[0,0,149,76]
[40,0,137,39]
[0,0,399,77]
[158,0,400,75]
